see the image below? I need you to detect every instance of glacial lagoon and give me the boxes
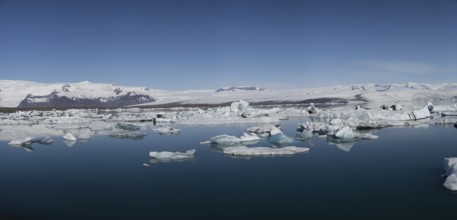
[1,118,457,219]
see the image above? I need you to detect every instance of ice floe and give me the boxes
[9,137,33,146]
[443,158,457,191]
[63,133,77,141]
[223,146,309,156]
[149,149,196,163]
[152,126,181,135]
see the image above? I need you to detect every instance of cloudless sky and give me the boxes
[0,0,456,90]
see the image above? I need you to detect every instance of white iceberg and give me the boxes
[9,137,33,146]
[334,126,355,140]
[411,106,431,120]
[443,157,457,191]
[223,146,309,156]
[268,133,294,145]
[149,149,196,163]
[63,133,77,141]
[444,174,457,191]
[209,134,242,145]
[230,100,249,113]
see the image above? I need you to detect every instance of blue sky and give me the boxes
[0,0,456,90]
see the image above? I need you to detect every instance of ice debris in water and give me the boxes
[116,122,141,131]
[247,125,281,137]
[152,126,181,135]
[443,158,457,191]
[209,134,242,145]
[108,132,147,140]
[149,149,196,163]
[9,137,33,145]
[63,133,77,141]
[34,136,55,144]
[334,126,355,140]
[223,146,309,156]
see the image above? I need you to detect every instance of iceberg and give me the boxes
[9,137,33,146]
[63,133,77,141]
[230,100,249,113]
[268,133,294,146]
[33,136,55,145]
[209,134,242,145]
[443,158,457,191]
[334,126,355,140]
[149,149,196,163]
[411,106,431,120]
[223,146,309,156]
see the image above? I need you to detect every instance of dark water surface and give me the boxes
[1,119,457,220]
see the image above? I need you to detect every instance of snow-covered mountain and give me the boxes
[0,80,156,108]
[0,80,456,108]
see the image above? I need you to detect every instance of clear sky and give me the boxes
[0,0,456,90]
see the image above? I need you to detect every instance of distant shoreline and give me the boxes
[0,97,358,113]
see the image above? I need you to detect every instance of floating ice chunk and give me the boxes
[9,137,33,146]
[268,133,293,146]
[355,133,379,140]
[63,133,77,141]
[108,132,147,140]
[116,122,141,131]
[149,149,196,163]
[444,174,457,191]
[230,100,249,113]
[247,125,280,136]
[412,106,431,120]
[443,158,457,176]
[223,146,309,156]
[209,134,242,145]
[240,133,260,142]
[269,126,283,136]
[443,158,457,191]
[334,126,355,140]
[153,126,181,135]
[33,136,55,144]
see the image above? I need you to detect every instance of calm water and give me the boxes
[1,118,457,220]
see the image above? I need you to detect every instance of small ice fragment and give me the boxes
[63,133,77,141]
[142,163,150,167]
